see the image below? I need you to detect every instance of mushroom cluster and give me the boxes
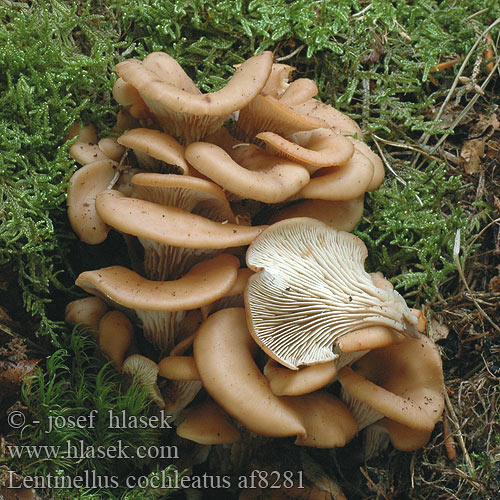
[65,50,444,490]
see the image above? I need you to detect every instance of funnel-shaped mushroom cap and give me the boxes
[75,253,239,312]
[122,354,165,408]
[245,218,418,369]
[177,400,241,445]
[117,128,191,174]
[236,94,329,140]
[282,392,358,447]
[337,336,444,432]
[185,142,310,203]
[67,159,117,244]
[267,197,364,233]
[116,51,273,143]
[298,148,375,201]
[98,311,134,370]
[65,297,108,334]
[193,308,306,438]
[96,189,265,248]
[264,358,337,396]
[291,98,363,138]
[257,128,354,171]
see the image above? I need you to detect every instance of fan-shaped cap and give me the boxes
[337,335,444,432]
[117,128,191,174]
[193,307,306,438]
[177,400,241,445]
[336,326,405,353]
[116,51,273,143]
[95,189,266,248]
[185,142,310,203]
[245,218,418,369]
[112,78,151,119]
[257,128,354,172]
[75,253,240,312]
[349,138,385,191]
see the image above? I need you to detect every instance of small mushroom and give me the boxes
[122,354,165,408]
[65,296,108,335]
[98,310,134,370]
[245,218,418,369]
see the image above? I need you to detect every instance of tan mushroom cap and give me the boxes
[75,253,240,312]
[185,142,310,203]
[176,400,241,445]
[337,326,405,353]
[95,189,266,248]
[297,148,374,201]
[117,51,272,115]
[66,123,98,143]
[69,140,108,166]
[291,98,363,138]
[115,51,273,142]
[98,137,125,162]
[257,128,354,170]
[158,356,200,381]
[122,354,165,408]
[117,128,191,174]
[282,392,358,448]
[260,63,295,98]
[264,358,337,396]
[267,197,364,232]
[64,296,108,334]
[98,311,134,370]
[337,335,444,432]
[278,78,319,107]
[131,172,235,222]
[193,307,306,438]
[236,94,329,140]
[245,218,418,369]
[67,159,117,244]
[349,138,385,191]
[112,78,151,119]
[366,417,433,453]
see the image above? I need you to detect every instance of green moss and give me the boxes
[5,327,179,499]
